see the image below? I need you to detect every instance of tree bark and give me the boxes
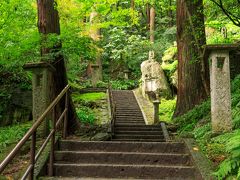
[131,0,135,10]
[146,3,150,31]
[150,6,155,43]
[168,0,174,27]
[90,11,103,83]
[37,0,79,133]
[174,0,210,117]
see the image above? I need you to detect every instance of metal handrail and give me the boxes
[108,84,116,136]
[0,85,70,179]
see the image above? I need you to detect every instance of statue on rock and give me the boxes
[140,51,171,100]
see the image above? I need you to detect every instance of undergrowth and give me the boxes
[0,122,32,155]
[72,92,106,102]
[72,92,107,125]
[159,98,176,123]
[76,107,96,124]
[174,75,240,179]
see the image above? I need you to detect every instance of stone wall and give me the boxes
[0,88,32,126]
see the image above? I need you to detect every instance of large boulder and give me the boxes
[141,51,171,99]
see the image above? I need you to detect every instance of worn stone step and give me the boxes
[115,114,143,116]
[115,118,144,121]
[115,108,140,110]
[115,126,162,131]
[55,151,192,166]
[115,122,145,125]
[111,139,165,142]
[113,134,165,140]
[40,177,195,180]
[53,163,200,179]
[115,118,144,120]
[115,116,144,119]
[115,116,144,118]
[115,124,161,128]
[114,131,163,135]
[115,119,145,123]
[59,141,186,154]
[115,121,145,126]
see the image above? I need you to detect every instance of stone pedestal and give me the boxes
[153,100,160,124]
[24,62,55,137]
[91,64,100,88]
[204,44,238,132]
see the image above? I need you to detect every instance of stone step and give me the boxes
[114,124,161,128]
[115,117,144,119]
[115,120,145,123]
[115,121,145,126]
[55,151,192,166]
[116,107,141,109]
[114,130,163,135]
[115,114,143,117]
[53,163,200,179]
[115,122,145,125]
[115,117,143,119]
[111,139,165,142]
[115,126,162,131]
[115,116,144,118]
[113,134,165,140]
[59,141,186,154]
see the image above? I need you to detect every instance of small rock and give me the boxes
[91,133,110,141]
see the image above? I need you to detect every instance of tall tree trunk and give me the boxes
[37,0,79,133]
[146,3,150,31]
[90,11,103,82]
[150,6,155,43]
[168,0,174,27]
[131,0,135,9]
[174,0,210,117]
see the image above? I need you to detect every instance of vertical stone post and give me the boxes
[124,70,130,80]
[91,64,100,88]
[24,62,55,137]
[204,45,238,133]
[153,100,160,124]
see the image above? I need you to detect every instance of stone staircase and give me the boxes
[51,140,202,179]
[42,90,202,179]
[112,90,165,142]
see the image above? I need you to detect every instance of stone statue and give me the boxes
[149,50,155,61]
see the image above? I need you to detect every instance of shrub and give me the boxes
[76,107,96,124]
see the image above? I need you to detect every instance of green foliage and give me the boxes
[0,122,32,153]
[76,107,96,124]
[73,92,106,102]
[215,130,240,179]
[159,98,176,123]
[110,80,138,90]
[176,75,240,179]
[174,100,211,134]
[73,92,107,124]
[231,75,240,129]
[102,27,151,76]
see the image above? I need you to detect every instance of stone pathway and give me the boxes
[133,88,154,125]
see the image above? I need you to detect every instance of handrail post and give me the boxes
[49,107,56,176]
[63,91,68,139]
[29,131,36,180]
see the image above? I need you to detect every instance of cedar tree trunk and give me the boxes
[150,6,155,43]
[174,0,210,116]
[37,0,79,133]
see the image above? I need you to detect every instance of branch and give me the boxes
[210,0,240,27]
